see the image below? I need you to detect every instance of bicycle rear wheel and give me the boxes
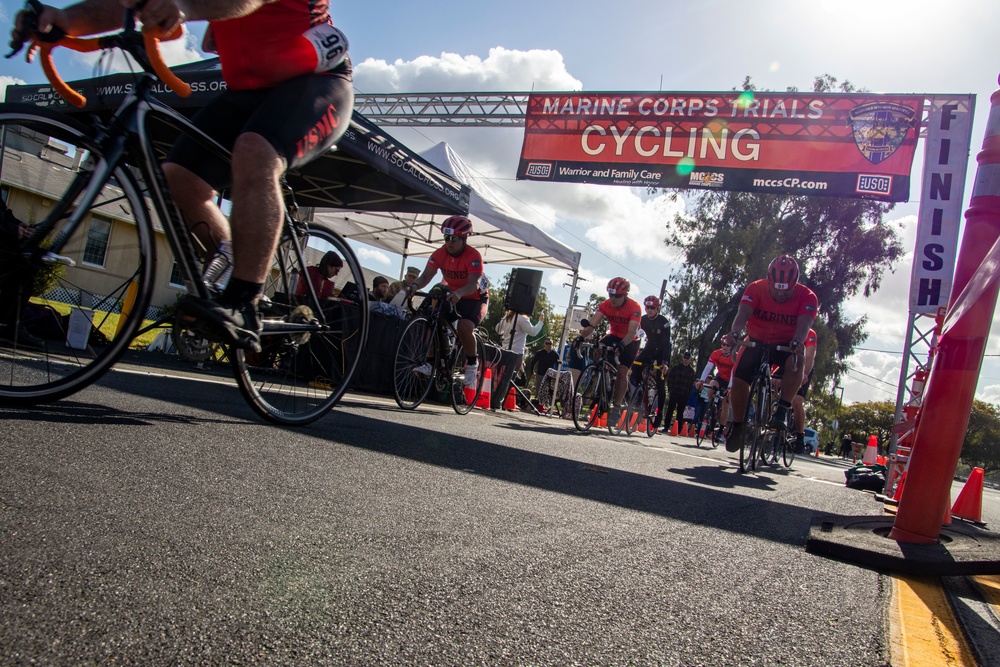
[0,106,155,406]
[450,335,487,414]
[571,365,602,432]
[740,378,768,474]
[232,223,367,425]
[392,315,436,409]
[624,378,643,435]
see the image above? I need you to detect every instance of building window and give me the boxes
[82,215,112,267]
[168,261,186,289]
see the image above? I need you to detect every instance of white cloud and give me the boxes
[355,246,392,267]
[1,75,27,101]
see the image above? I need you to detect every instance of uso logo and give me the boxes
[856,174,892,196]
[525,162,552,178]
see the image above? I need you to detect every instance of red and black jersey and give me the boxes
[427,245,484,300]
[212,0,335,90]
[597,297,642,339]
[740,280,818,344]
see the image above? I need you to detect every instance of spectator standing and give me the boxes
[664,351,695,432]
[495,310,544,356]
[567,337,589,388]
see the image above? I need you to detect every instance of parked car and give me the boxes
[802,427,820,453]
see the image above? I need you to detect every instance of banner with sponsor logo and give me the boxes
[516,91,924,202]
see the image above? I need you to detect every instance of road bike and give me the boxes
[624,360,660,437]
[0,11,368,425]
[695,384,728,448]
[392,287,491,414]
[735,341,794,474]
[570,343,625,434]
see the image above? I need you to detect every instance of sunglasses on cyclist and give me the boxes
[443,234,463,242]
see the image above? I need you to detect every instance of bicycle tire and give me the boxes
[624,376,643,435]
[644,371,659,438]
[696,400,716,447]
[782,411,797,468]
[0,106,155,406]
[571,365,602,432]
[392,315,436,409]
[451,335,487,414]
[605,363,625,435]
[740,377,768,474]
[232,224,368,425]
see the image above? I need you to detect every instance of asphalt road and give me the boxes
[1,358,998,665]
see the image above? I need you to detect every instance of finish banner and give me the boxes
[516,91,925,201]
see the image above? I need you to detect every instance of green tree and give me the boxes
[664,75,903,386]
[839,400,895,450]
[482,270,554,350]
[961,400,1000,475]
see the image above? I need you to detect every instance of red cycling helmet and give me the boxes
[607,277,630,296]
[767,255,799,291]
[643,295,660,310]
[441,215,473,238]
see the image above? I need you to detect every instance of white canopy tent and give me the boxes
[313,142,582,276]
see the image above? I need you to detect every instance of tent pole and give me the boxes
[557,271,580,367]
[399,238,410,281]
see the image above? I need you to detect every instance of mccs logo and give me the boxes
[525,162,552,178]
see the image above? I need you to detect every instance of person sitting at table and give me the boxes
[371,275,389,302]
[295,251,342,302]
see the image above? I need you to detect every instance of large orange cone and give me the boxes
[681,422,690,437]
[475,367,492,409]
[892,471,907,501]
[599,412,608,427]
[862,435,878,465]
[627,412,639,431]
[699,422,706,438]
[668,420,678,436]
[637,419,647,434]
[503,385,517,411]
[952,467,985,523]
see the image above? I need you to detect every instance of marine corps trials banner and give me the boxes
[516,92,924,202]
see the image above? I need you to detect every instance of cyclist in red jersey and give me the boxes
[579,278,642,425]
[407,216,485,388]
[723,255,818,453]
[695,338,736,440]
[13,1,354,353]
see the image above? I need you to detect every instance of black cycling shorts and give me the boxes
[599,334,639,367]
[455,298,486,326]
[711,376,731,391]
[167,63,354,190]
[734,341,792,384]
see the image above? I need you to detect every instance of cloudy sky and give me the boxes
[2,0,999,406]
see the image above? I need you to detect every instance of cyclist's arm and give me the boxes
[580,312,604,338]
[408,265,436,294]
[802,342,817,380]
[791,314,816,351]
[621,319,640,347]
[447,271,481,303]
[728,301,753,340]
[697,361,716,385]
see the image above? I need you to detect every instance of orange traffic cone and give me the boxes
[862,435,878,465]
[681,422,690,437]
[475,367,492,409]
[503,385,517,411]
[952,467,985,523]
[699,422,706,438]
[668,420,678,436]
[627,412,639,431]
[637,419,647,434]
[599,412,608,427]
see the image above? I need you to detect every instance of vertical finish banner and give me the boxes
[908,95,976,313]
[517,91,924,202]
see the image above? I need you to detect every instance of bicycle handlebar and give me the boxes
[9,2,190,108]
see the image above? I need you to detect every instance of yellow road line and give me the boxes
[890,576,976,666]
[971,574,1000,609]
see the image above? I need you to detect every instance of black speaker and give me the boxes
[504,268,542,314]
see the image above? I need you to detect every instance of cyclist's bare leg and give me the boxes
[719,387,731,428]
[163,162,231,260]
[792,395,805,432]
[613,366,628,406]
[729,377,749,425]
[778,355,804,405]
[228,132,285,285]
[456,317,477,359]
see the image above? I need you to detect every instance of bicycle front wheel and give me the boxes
[740,378,768,474]
[0,106,155,406]
[571,365,602,432]
[392,315,436,409]
[696,401,715,447]
[782,412,797,468]
[232,224,368,425]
